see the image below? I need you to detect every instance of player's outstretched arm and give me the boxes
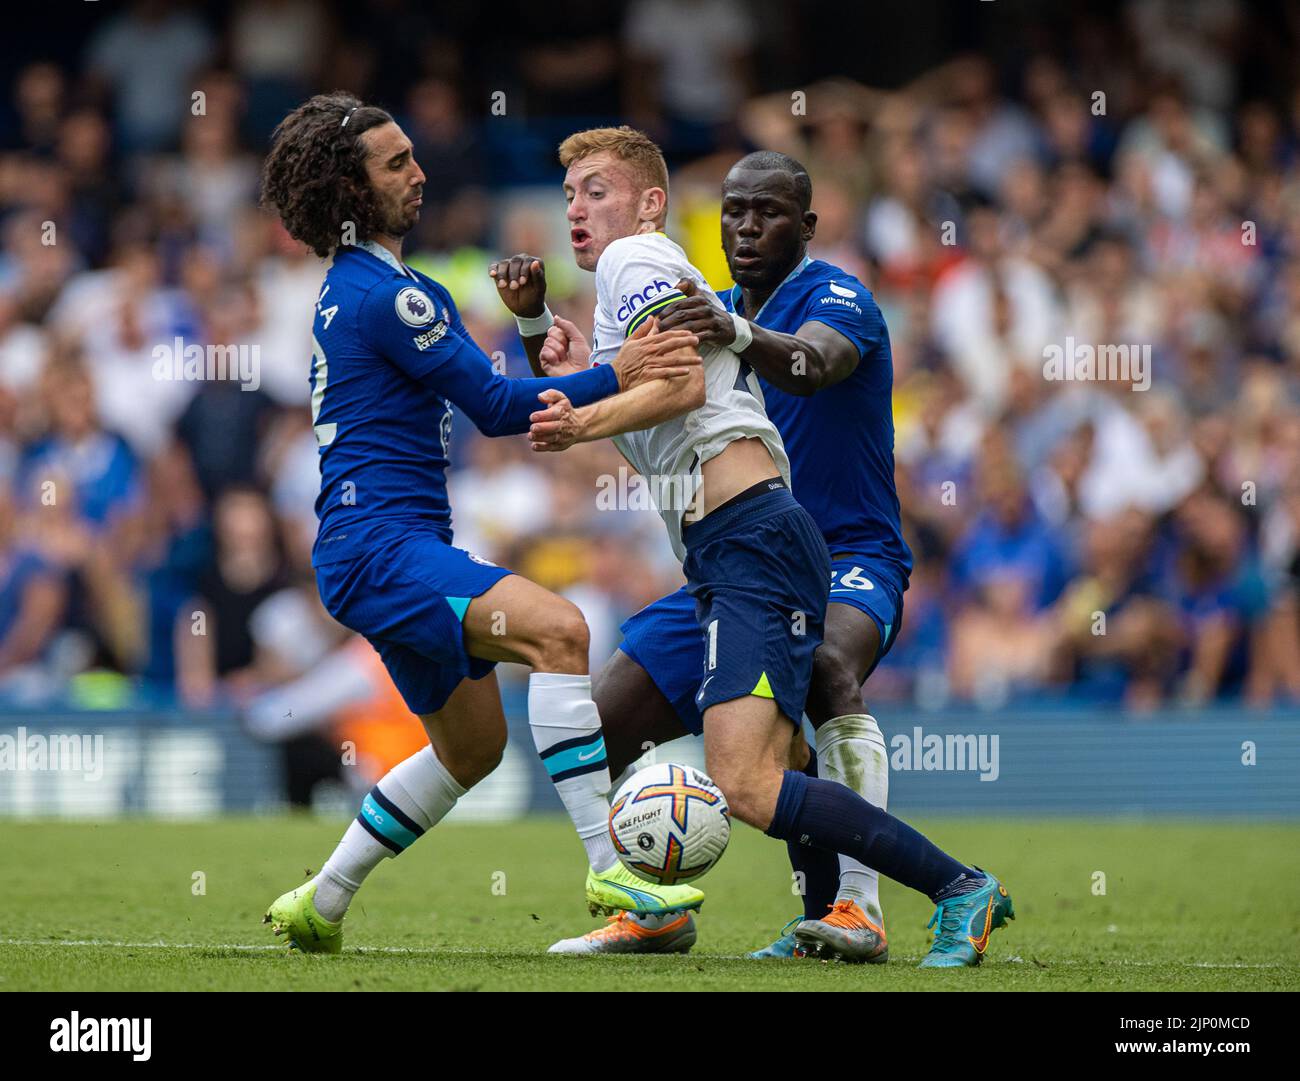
[436,319,697,438]
[360,280,696,438]
[529,364,705,452]
[658,280,859,396]
[436,346,617,437]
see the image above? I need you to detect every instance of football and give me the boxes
[608,763,731,885]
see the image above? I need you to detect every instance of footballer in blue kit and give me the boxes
[257,93,710,954]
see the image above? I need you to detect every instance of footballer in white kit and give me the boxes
[493,124,833,898]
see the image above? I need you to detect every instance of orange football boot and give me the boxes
[794,900,888,963]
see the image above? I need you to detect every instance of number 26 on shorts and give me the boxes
[831,566,874,591]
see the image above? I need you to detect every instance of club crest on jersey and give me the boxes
[616,278,674,323]
[395,287,436,327]
[828,281,857,298]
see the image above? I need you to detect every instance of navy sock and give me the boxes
[766,770,975,902]
[785,750,839,921]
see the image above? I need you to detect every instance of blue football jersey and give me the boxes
[721,257,912,580]
[308,241,617,566]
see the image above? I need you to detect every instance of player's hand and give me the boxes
[489,253,547,318]
[610,316,701,391]
[538,315,592,376]
[529,389,581,452]
[657,279,737,346]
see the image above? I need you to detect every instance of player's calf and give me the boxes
[425,712,505,790]
[814,712,889,926]
[464,578,621,877]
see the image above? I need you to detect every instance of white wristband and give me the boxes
[730,312,753,353]
[516,305,555,336]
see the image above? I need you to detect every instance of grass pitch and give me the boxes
[2,815,1296,991]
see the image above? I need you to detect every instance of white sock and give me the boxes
[528,672,619,872]
[312,821,387,922]
[313,745,465,921]
[817,714,889,923]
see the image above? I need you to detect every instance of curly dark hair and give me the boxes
[261,92,395,258]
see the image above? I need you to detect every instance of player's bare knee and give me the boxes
[533,600,590,672]
[724,787,769,830]
[707,764,763,828]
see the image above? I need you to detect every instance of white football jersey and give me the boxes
[589,232,790,561]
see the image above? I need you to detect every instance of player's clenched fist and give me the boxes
[489,252,547,317]
[538,316,592,377]
[609,316,701,391]
[529,389,580,451]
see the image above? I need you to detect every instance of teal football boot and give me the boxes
[919,870,1014,968]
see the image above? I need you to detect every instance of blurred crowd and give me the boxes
[2,0,1300,742]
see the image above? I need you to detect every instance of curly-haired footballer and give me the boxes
[259,93,706,952]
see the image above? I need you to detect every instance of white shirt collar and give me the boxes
[355,239,414,279]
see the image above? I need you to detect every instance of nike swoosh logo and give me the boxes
[967,897,997,953]
[696,676,715,700]
[578,747,603,761]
